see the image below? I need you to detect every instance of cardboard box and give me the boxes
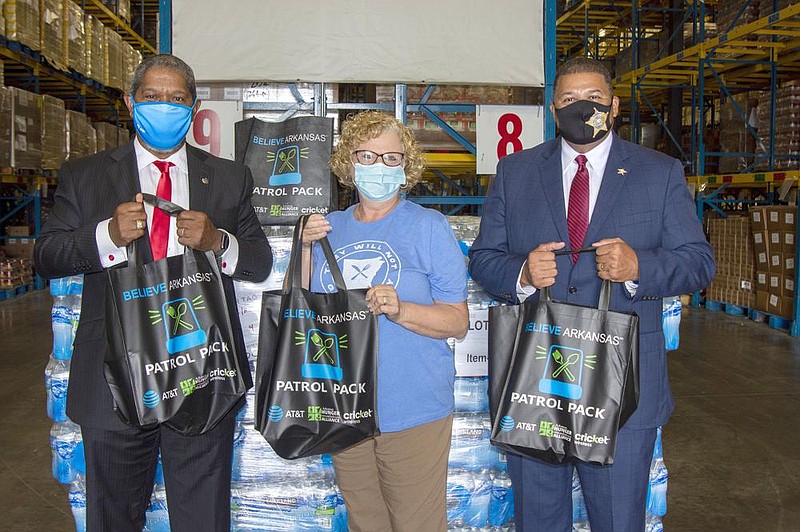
[784,254,795,275]
[781,231,795,255]
[2,238,36,260]
[756,271,768,291]
[768,294,794,319]
[5,225,31,237]
[750,206,768,231]
[782,276,795,298]
[756,251,770,272]
[755,290,770,312]
[780,207,796,231]
[752,230,769,255]
[8,87,43,169]
[769,273,781,293]
[769,252,783,273]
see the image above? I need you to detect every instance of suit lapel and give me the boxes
[539,140,570,244]
[109,142,154,262]
[187,145,212,213]
[584,134,631,246]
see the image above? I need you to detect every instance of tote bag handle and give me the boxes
[286,214,346,293]
[540,280,612,311]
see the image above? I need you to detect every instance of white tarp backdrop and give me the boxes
[172,0,544,86]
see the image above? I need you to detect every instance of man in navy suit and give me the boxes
[35,55,272,531]
[469,57,714,531]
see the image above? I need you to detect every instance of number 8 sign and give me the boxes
[476,105,544,174]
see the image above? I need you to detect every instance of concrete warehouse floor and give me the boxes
[1,289,799,531]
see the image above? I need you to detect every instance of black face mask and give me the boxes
[554,100,614,145]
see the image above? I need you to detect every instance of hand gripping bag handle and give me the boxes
[286,214,346,292]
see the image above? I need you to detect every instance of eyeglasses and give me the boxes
[351,150,405,167]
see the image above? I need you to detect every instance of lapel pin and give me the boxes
[617,168,627,176]
[201,177,209,185]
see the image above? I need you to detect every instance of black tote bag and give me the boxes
[104,245,247,435]
[488,281,639,465]
[255,215,379,459]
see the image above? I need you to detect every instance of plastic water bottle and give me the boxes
[488,470,514,526]
[647,427,668,517]
[52,295,76,360]
[662,296,681,351]
[69,474,87,532]
[44,354,56,418]
[450,413,502,471]
[645,514,664,532]
[454,377,490,413]
[144,484,170,532]
[51,420,82,484]
[48,358,70,422]
[464,469,491,527]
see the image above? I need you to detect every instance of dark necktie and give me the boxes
[151,160,174,261]
[567,154,589,264]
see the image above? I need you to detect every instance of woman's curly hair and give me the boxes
[330,111,425,190]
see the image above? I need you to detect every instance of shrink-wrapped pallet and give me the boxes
[103,26,124,90]
[8,87,42,169]
[84,14,104,83]
[40,0,67,71]
[63,0,85,75]
[41,94,66,169]
[3,0,40,51]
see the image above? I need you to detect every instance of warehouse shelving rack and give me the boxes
[561,0,800,334]
[0,0,159,292]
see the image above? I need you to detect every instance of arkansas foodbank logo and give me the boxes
[148,296,207,354]
[295,329,348,381]
[536,344,597,400]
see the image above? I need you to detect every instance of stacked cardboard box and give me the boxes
[94,120,124,151]
[104,26,125,90]
[0,5,5,35]
[1,235,35,262]
[66,109,96,160]
[0,258,29,289]
[718,92,760,173]
[0,86,11,168]
[103,0,129,23]
[84,14,105,84]
[63,0,86,75]
[751,206,796,319]
[705,216,756,308]
[717,0,761,33]
[3,0,41,51]
[6,86,43,169]
[123,41,141,91]
[41,94,66,169]
[40,0,67,71]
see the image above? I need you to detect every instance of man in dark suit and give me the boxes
[469,57,715,531]
[34,54,272,531]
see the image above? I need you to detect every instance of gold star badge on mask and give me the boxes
[585,107,609,137]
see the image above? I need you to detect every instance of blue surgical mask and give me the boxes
[130,95,194,152]
[353,163,406,202]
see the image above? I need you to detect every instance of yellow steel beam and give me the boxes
[691,170,800,188]
[83,0,157,54]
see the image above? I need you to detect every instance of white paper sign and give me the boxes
[187,101,243,161]
[454,308,490,376]
[476,105,544,174]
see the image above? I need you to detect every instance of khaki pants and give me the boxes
[332,414,453,532]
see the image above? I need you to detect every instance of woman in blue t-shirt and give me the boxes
[302,111,468,531]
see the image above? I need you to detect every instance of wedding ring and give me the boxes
[180,227,186,237]
[135,219,144,230]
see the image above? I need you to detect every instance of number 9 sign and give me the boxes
[187,101,243,161]
[476,105,544,174]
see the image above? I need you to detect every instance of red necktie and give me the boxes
[567,154,589,264]
[151,160,174,261]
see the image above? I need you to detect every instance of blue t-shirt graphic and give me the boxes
[311,200,467,432]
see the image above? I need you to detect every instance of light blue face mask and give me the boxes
[353,163,406,202]
[130,95,194,152]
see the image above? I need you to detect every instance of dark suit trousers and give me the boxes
[81,413,235,532]
[508,426,657,532]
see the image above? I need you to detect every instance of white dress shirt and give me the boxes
[95,139,239,274]
[516,134,637,300]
